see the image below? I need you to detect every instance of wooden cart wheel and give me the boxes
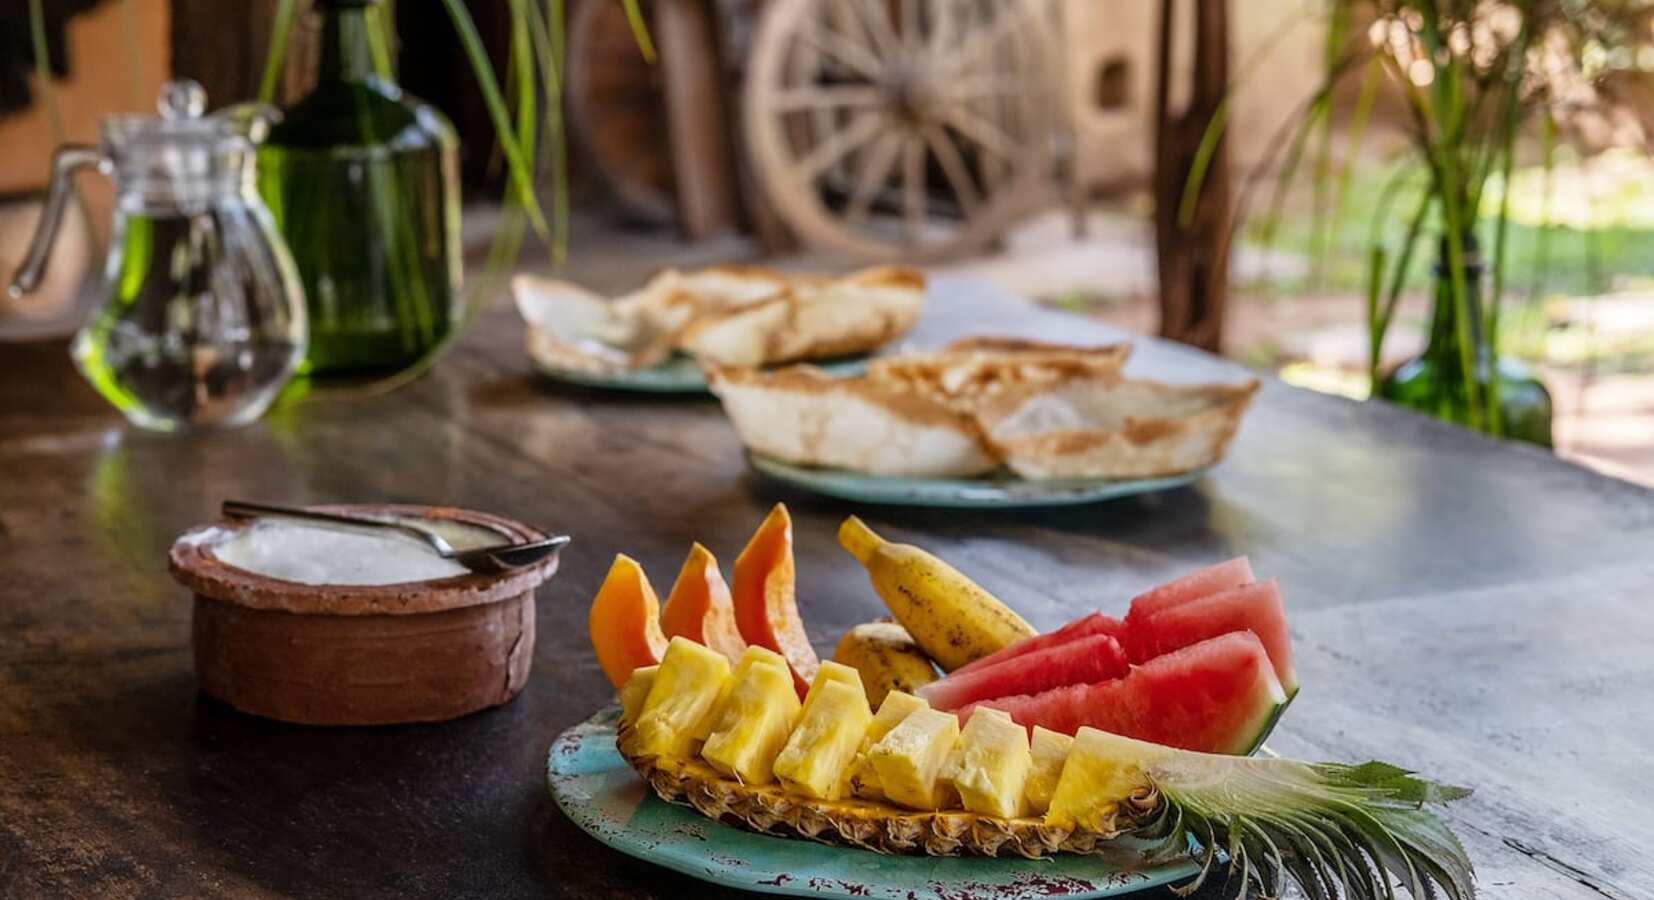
[566,0,677,226]
[744,0,1058,261]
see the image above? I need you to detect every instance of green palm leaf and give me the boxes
[1132,755,1476,900]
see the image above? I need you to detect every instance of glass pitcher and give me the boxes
[9,80,307,432]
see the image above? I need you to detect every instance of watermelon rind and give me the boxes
[1242,690,1294,756]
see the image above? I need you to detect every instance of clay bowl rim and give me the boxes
[169,503,560,617]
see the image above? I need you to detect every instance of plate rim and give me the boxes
[530,354,872,394]
[745,452,1206,508]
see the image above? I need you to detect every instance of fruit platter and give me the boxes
[552,506,1477,900]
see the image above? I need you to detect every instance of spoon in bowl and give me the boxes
[221,500,569,575]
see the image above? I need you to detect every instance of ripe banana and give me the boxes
[837,517,1035,672]
[831,621,939,708]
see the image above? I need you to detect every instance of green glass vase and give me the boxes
[1377,235,1553,447]
[257,0,461,375]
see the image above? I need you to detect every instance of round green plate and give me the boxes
[746,454,1205,509]
[535,355,868,394]
[547,709,1198,900]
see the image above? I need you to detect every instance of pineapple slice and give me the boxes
[950,707,1031,819]
[622,637,731,760]
[1046,726,1177,831]
[867,706,959,810]
[700,659,800,785]
[1023,726,1074,815]
[771,678,872,799]
[848,690,929,799]
[802,660,865,712]
[693,645,788,741]
[618,665,659,726]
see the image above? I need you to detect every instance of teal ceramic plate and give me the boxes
[547,709,1199,900]
[535,354,868,395]
[746,454,1206,509]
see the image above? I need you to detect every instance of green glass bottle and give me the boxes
[1378,234,1553,447]
[257,0,461,375]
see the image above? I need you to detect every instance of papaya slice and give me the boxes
[660,542,747,663]
[588,554,669,688]
[732,504,821,696]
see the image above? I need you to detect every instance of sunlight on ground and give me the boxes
[1487,149,1654,231]
[1277,362,1371,400]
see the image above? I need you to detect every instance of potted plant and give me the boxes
[1217,0,1654,446]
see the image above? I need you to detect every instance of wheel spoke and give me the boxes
[939,105,1020,163]
[796,15,885,81]
[921,123,979,216]
[797,110,887,179]
[772,85,887,112]
[925,0,952,58]
[839,0,902,61]
[941,5,1025,76]
[846,131,903,222]
[902,134,925,241]
[938,75,1031,100]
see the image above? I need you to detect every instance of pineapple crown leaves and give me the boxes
[1130,756,1476,900]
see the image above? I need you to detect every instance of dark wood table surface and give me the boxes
[3,279,1650,900]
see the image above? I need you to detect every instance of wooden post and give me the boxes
[170,0,318,106]
[1153,0,1232,353]
[655,0,741,240]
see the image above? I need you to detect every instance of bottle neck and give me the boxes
[1425,238,1488,362]
[318,5,379,84]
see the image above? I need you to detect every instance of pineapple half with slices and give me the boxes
[617,665,659,725]
[617,642,1477,899]
[848,691,929,800]
[867,706,958,810]
[694,646,790,742]
[621,637,730,760]
[700,654,799,785]
[1022,726,1072,815]
[772,667,872,800]
[949,708,1030,819]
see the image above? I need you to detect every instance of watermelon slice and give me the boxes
[1124,556,1255,628]
[962,631,1288,755]
[917,633,1130,711]
[945,612,1126,679]
[1127,579,1298,696]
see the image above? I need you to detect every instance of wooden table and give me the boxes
[2,280,1649,900]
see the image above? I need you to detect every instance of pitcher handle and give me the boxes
[8,144,109,300]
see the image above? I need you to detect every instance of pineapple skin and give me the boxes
[623,637,732,760]
[772,679,872,800]
[951,708,1031,819]
[1024,726,1074,815]
[701,659,800,785]
[627,750,1137,858]
[867,706,959,810]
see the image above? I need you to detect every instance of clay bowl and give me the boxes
[168,504,559,726]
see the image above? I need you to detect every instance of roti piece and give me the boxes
[515,266,921,373]
[973,376,1259,479]
[707,365,998,478]
[866,337,1131,415]
[679,267,924,368]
